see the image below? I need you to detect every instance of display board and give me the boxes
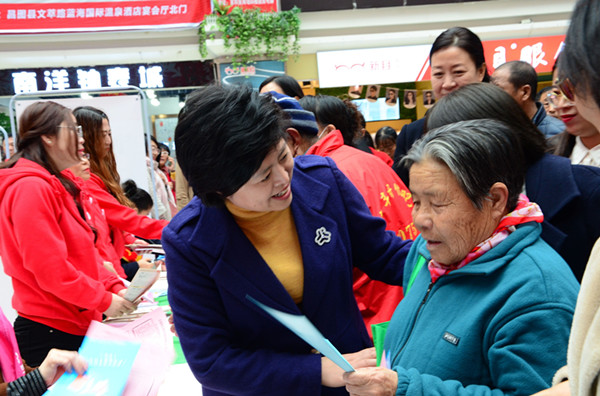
[14,95,150,196]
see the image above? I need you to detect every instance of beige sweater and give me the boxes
[553,238,600,396]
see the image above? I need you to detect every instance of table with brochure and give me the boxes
[45,252,204,396]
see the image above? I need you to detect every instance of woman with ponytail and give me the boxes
[73,106,168,274]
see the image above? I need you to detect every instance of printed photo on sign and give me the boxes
[423,90,435,108]
[403,90,417,109]
[348,85,363,99]
[385,88,399,106]
[366,85,380,103]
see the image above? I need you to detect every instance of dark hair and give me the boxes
[122,179,153,212]
[404,119,525,211]
[430,27,490,82]
[73,106,131,207]
[259,75,304,99]
[558,0,600,108]
[404,90,415,105]
[1,101,80,197]
[299,95,361,147]
[175,84,288,207]
[547,131,576,158]
[425,83,547,167]
[536,86,554,102]
[158,142,170,168]
[375,126,397,148]
[158,143,170,156]
[362,131,374,148]
[495,61,538,102]
[148,135,161,162]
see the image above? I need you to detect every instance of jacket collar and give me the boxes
[525,154,580,220]
[415,222,542,277]
[305,129,344,158]
[186,159,332,314]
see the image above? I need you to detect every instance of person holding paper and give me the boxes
[163,84,412,396]
[342,119,578,396]
[1,307,88,396]
[0,102,136,367]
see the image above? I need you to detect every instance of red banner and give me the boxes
[418,35,565,80]
[0,1,211,33]
[483,35,564,73]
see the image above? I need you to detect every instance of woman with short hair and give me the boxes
[163,84,412,396]
[343,119,578,396]
[425,83,600,282]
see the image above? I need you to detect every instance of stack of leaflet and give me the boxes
[49,308,176,396]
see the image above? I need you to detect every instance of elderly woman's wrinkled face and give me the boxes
[409,159,497,266]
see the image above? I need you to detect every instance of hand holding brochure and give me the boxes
[44,338,140,396]
[123,268,160,302]
[246,295,354,372]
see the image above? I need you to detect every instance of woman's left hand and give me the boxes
[322,347,376,388]
[343,367,398,396]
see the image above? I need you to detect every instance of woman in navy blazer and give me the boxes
[163,85,412,396]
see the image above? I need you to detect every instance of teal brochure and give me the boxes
[246,295,354,372]
[44,337,141,396]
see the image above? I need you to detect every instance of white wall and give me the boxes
[15,95,150,194]
[0,257,17,323]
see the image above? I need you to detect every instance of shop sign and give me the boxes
[0,0,210,33]
[219,60,285,90]
[317,35,565,87]
[317,45,431,88]
[0,61,215,96]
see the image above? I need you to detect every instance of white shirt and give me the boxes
[570,136,600,167]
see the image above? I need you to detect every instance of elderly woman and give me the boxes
[343,119,579,396]
[163,84,412,396]
[424,83,600,282]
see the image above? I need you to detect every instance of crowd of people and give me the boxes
[1,0,599,395]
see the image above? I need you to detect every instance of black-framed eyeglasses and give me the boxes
[58,125,83,137]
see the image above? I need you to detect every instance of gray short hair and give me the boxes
[401,119,525,211]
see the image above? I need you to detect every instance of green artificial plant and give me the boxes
[198,2,301,67]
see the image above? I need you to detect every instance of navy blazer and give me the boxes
[392,117,426,186]
[526,154,600,281]
[163,156,412,396]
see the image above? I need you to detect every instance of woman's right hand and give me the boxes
[322,347,376,388]
[137,257,154,269]
[103,293,137,317]
[38,349,88,386]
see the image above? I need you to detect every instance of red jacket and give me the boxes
[84,173,168,264]
[0,159,124,335]
[306,131,419,335]
[62,170,126,278]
